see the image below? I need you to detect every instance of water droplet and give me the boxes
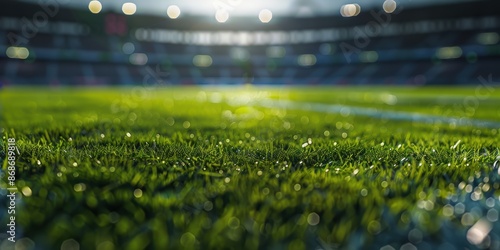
[126,132,131,138]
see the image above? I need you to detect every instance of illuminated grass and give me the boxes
[0,87,499,249]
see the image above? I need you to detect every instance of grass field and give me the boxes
[1,86,500,249]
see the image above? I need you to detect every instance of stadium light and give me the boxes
[383,0,397,14]
[88,0,102,14]
[259,9,273,23]
[167,5,181,19]
[122,3,137,15]
[215,10,229,23]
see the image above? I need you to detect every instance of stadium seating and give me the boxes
[0,1,499,85]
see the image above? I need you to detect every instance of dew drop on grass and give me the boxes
[73,162,78,167]
[203,201,213,211]
[443,204,454,217]
[100,134,105,138]
[307,213,320,226]
[367,220,381,234]
[74,183,86,192]
[37,160,41,165]
[294,184,301,191]
[22,187,32,197]
[455,203,465,215]
[486,197,496,208]
[134,189,143,198]
[224,177,231,183]
[126,132,131,138]
[360,189,368,196]
[487,209,498,222]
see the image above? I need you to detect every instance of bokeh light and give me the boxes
[129,53,148,65]
[6,46,29,59]
[436,46,463,59]
[88,0,102,14]
[383,0,397,14]
[122,42,135,54]
[193,55,213,67]
[167,5,181,19]
[341,4,361,17]
[122,2,137,15]
[259,9,273,23]
[215,10,229,23]
[297,54,317,66]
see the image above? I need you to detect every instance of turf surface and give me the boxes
[1,86,499,249]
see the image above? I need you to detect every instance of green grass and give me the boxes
[1,86,499,249]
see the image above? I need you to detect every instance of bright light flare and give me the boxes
[88,0,102,14]
[122,3,137,15]
[167,5,181,19]
[259,9,273,23]
[215,10,229,23]
[383,0,397,14]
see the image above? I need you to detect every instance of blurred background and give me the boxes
[0,0,499,86]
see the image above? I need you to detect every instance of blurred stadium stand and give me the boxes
[0,0,499,86]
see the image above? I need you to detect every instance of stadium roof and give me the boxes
[20,0,477,17]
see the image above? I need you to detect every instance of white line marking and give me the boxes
[254,99,500,129]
